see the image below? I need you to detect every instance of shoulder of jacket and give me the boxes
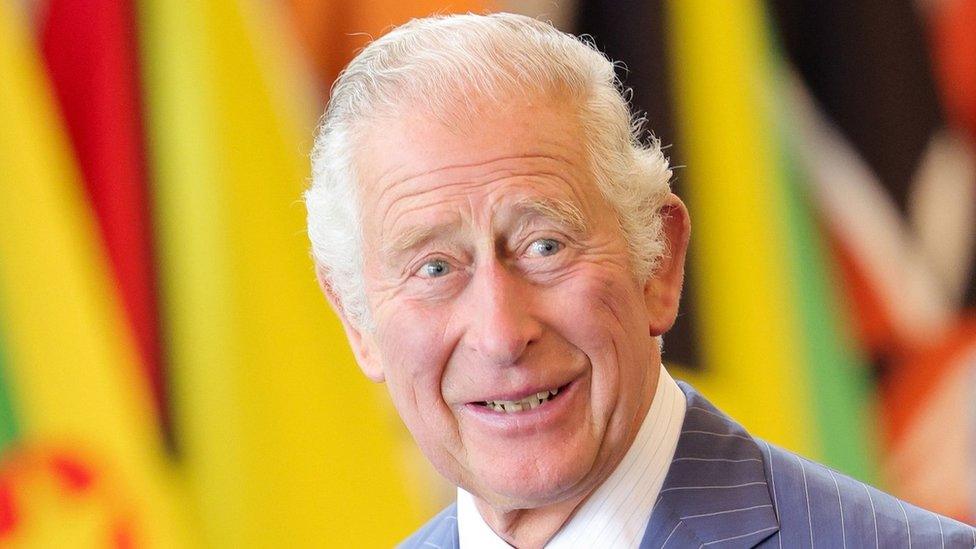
[758,440,976,547]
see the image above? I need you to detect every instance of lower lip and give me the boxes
[460,378,581,435]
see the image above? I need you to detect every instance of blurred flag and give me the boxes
[137,0,443,544]
[661,0,877,480]
[0,2,187,545]
[770,0,976,522]
[40,0,165,429]
[283,0,488,87]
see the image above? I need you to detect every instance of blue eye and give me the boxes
[419,259,452,278]
[528,238,563,257]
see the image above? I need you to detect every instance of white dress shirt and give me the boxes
[457,366,687,548]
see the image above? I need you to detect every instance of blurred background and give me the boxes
[1,0,974,546]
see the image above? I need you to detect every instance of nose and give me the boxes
[463,260,542,366]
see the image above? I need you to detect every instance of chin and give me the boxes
[468,452,597,509]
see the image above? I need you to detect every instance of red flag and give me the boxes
[40,0,165,427]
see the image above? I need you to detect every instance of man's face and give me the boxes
[343,97,675,510]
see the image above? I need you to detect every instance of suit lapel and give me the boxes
[640,383,780,548]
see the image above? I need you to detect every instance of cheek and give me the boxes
[546,270,651,414]
[550,268,647,351]
[375,302,457,409]
[373,303,469,478]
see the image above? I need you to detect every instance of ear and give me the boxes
[315,266,386,383]
[644,193,691,337]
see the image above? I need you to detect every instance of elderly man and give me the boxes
[306,13,975,549]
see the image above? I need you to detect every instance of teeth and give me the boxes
[484,387,561,413]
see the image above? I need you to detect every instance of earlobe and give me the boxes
[644,194,691,337]
[315,266,386,383]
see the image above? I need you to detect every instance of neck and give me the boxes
[474,494,586,549]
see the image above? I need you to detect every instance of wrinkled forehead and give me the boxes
[351,96,603,240]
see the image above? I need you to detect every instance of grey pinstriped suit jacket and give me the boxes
[400,382,976,548]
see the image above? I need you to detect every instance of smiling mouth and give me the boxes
[479,385,564,413]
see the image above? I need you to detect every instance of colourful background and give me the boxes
[1,0,974,546]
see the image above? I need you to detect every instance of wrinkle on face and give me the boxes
[369,151,581,204]
[510,195,589,239]
[374,167,591,243]
[353,96,663,529]
[368,168,603,293]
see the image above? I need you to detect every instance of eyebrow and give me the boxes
[383,196,590,258]
[384,223,449,257]
[512,196,589,236]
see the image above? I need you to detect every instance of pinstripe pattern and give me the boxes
[645,383,976,549]
[640,385,779,549]
[400,383,976,548]
[826,468,846,548]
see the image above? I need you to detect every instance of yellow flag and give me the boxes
[138,0,430,545]
[0,3,189,546]
[666,0,818,456]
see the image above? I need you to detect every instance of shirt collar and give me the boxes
[457,366,687,548]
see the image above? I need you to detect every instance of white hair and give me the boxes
[306,12,672,328]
